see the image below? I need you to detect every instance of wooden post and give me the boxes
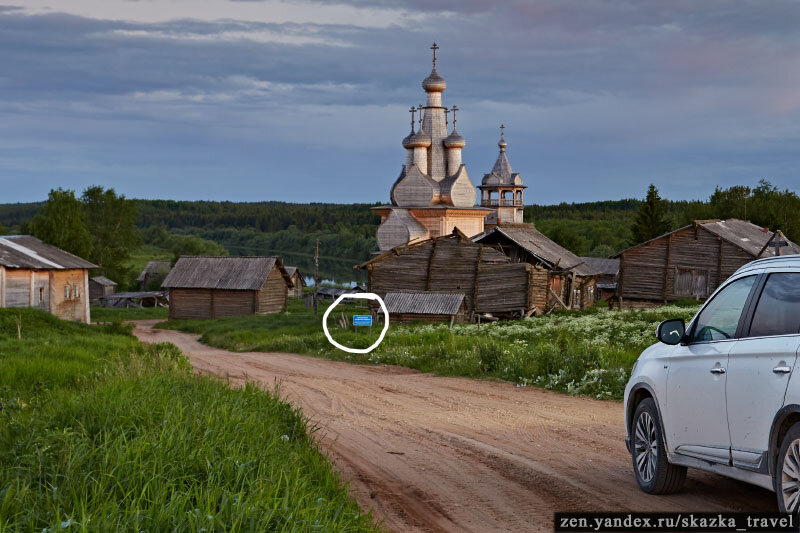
[313,239,319,320]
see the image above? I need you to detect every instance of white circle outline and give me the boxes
[322,292,389,354]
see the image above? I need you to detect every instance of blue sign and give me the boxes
[353,315,373,327]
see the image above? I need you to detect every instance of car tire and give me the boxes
[776,423,800,513]
[631,398,686,494]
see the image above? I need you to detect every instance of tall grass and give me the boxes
[0,309,377,532]
[158,300,700,400]
[90,305,168,322]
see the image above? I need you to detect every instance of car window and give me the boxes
[748,273,800,337]
[688,275,756,343]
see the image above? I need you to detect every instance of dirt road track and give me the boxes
[133,321,774,532]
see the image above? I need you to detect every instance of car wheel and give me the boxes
[776,424,800,513]
[631,398,686,494]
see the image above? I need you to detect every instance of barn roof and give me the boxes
[136,260,171,282]
[384,291,465,315]
[613,219,800,258]
[0,235,96,270]
[90,275,117,286]
[474,225,595,276]
[284,266,306,286]
[162,256,292,290]
[579,256,619,276]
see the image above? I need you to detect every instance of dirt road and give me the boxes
[133,321,774,532]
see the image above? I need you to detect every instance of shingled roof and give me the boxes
[90,275,117,286]
[136,260,171,282]
[613,219,800,258]
[579,257,619,276]
[162,256,292,290]
[384,291,465,315]
[474,225,595,276]
[0,235,96,270]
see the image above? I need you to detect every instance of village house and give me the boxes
[0,235,96,323]
[137,260,171,290]
[614,219,800,309]
[162,256,292,319]
[284,267,306,298]
[579,257,619,301]
[89,275,117,304]
[357,229,542,319]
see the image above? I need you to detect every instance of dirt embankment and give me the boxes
[134,321,774,532]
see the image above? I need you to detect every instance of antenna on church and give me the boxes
[431,42,439,69]
[409,106,416,132]
[452,105,458,130]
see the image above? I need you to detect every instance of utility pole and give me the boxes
[313,239,319,319]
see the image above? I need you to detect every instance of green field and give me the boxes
[0,309,377,532]
[157,299,700,400]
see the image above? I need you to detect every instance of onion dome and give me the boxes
[422,68,447,93]
[498,134,507,151]
[402,131,416,149]
[444,129,465,149]
[407,129,432,148]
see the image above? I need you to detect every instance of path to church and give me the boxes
[134,321,773,532]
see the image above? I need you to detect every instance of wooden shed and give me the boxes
[162,256,292,319]
[89,276,117,304]
[579,257,619,301]
[356,229,543,319]
[473,224,598,311]
[384,291,467,324]
[284,267,306,298]
[614,219,800,309]
[137,260,171,290]
[0,235,96,323]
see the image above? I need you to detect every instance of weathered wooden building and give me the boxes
[614,219,800,308]
[0,235,96,323]
[162,256,292,319]
[284,267,306,298]
[357,230,543,318]
[89,276,117,304]
[384,291,467,324]
[137,260,171,290]
[579,257,619,301]
[473,224,597,311]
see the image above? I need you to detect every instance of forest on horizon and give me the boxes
[1,180,798,286]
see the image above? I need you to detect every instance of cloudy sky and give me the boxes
[1,1,799,204]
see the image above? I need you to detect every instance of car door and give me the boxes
[664,275,758,462]
[727,272,800,471]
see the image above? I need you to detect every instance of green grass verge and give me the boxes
[157,300,700,400]
[91,305,169,322]
[0,308,377,532]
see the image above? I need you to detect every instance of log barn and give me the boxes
[579,257,619,301]
[0,235,96,323]
[162,256,292,319]
[614,219,800,309]
[473,224,598,311]
[89,276,117,304]
[356,229,544,319]
[284,267,306,298]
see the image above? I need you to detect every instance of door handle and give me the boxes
[773,366,792,374]
[710,367,726,374]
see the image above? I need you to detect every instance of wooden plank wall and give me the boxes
[214,290,255,317]
[257,266,288,314]
[169,288,213,319]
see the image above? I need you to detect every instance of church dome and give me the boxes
[406,130,432,148]
[498,135,507,150]
[444,129,465,149]
[422,69,447,93]
[402,131,416,149]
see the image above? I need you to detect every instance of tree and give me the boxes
[0,221,6,235]
[169,234,228,263]
[28,188,93,259]
[631,184,670,244]
[81,186,141,282]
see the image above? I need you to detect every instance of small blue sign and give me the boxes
[353,315,373,326]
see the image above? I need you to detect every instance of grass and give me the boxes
[0,308,378,532]
[90,305,168,322]
[157,299,701,400]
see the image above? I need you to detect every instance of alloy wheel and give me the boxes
[782,439,800,512]
[634,411,658,483]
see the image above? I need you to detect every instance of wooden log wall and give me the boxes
[257,267,288,314]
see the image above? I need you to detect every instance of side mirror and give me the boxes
[656,318,685,345]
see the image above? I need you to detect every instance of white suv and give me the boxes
[624,255,800,512]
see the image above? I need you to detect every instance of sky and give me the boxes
[1,0,799,205]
